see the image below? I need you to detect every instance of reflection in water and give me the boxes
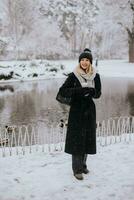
[96,77,130,121]
[0,85,14,120]
[126,83,134,116]
[10,91,36,124]
[0,98,5,113]
[0,77,133,129]
[0,85,14,92]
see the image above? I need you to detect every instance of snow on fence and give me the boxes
[0,116,134,157]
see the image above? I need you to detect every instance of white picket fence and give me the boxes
[0,116,134,157]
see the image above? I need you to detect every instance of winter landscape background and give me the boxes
[0,1,134,200]
[0,0,134,61]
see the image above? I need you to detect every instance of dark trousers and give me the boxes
[72,154,88,174]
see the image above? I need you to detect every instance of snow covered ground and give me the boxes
[0,59,134,83]
[0,142,134,200]
[0,59,134,200]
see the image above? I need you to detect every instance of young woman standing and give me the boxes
[56,48,101,180]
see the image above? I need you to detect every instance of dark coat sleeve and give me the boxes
[93,73,102,99]
[58,73,83,99]
[58,72,101,100]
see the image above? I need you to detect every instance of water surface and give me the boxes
[0,77,134,128]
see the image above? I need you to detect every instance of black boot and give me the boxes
[83,168,89,174]
[72,155,84,180]
[74,173,83,180]
[82,154,89,174]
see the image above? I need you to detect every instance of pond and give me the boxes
[0,76,134,128]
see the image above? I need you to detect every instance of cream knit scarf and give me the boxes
[73,64,96,88]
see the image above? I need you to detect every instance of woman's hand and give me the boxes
[82,87,95,97]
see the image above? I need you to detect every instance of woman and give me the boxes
[56,48,101,180]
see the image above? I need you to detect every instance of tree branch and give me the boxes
[118,22,132,37]
[126,27,132,38]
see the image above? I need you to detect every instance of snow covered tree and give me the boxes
[0,0,132,60]
[0,38,8,56]
[39,0,98,58]
[96,0,134,62]
[2,0,35,59]
[125,0,134,63]
[117,0,134,62]
[93,0,128,59]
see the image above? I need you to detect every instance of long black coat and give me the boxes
[58,72,101,155]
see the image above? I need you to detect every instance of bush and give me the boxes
[60,64,65,70]
[49,68,58,72]
[32,73,38,77]
[0,71,14,80]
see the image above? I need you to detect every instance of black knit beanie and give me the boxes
[79,48,93,64]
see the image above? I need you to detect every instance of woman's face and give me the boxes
[80,58,90,71]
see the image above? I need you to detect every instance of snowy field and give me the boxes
[0,59,134,83]
[0,142,134,200]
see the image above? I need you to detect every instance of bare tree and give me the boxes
[4,0,35,60]
[39,0,98,58]
[127,0,134,62]
[119,0,134,62]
